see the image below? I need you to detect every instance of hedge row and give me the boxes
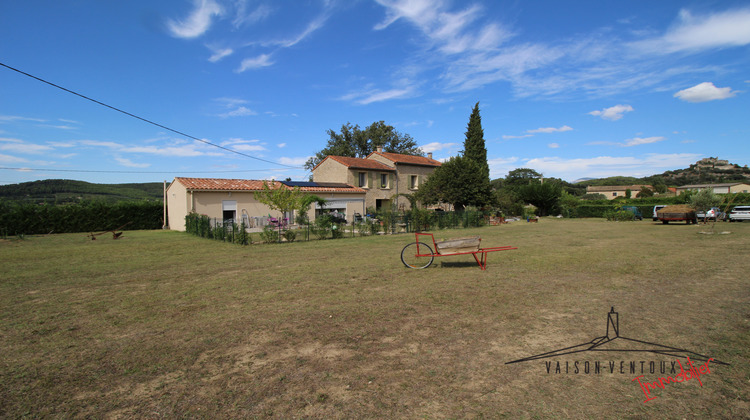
[0,200,163,236]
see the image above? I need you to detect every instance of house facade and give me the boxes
[166,177,365,231]
[312,148,442,212]
[675,182,750,195]
[585,185,654,200]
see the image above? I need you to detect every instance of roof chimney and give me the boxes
[376,146,383,153]
[427,152,433,159]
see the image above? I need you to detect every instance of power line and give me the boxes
[0,166,292,174]
[0,61,301,169]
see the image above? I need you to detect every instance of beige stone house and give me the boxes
[312,148,442,212]
[166,177,365,231]
[675,182,750,195]
[585,185,653,200]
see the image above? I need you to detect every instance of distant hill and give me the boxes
[576,158,750,187]
[654,157,750,186]
[0,179,165,204]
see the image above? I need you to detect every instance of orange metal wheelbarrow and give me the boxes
[400,232,517,270]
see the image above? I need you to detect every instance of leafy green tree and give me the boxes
[494,188,524,216]
[253,181,304,219]
[416,156,490,211]
[295,194,327,225]
[689,189,722,214]
[304,121,422,171]
[558,190,580,217]
[504,168,543,190]
[636,186,654,198]
[517,181,563,216]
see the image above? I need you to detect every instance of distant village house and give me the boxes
[585,185,653,200]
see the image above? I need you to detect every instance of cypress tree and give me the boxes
[461,102,493,207]
[463,102,490,179]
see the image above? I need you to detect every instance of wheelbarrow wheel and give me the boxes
[401,242,434,269]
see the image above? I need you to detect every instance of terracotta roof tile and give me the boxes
[174,177,364,193]
[323,156,396,171]
[175,177,271,191]
[369,151,441,167]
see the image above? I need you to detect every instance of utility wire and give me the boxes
[0,166,287,174]
[0,61,301,169]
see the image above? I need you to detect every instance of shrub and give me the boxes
[367,219,380,235]
[331,223,344,239]
[260,225,279,244]
[282,229,297,243]
[605,209,637,222]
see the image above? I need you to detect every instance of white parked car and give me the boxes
[697,207,726,221]
[729,206,750,222]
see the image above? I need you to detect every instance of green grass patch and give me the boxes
[1,219,749,418]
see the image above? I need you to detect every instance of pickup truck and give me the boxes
[656,205,698,224]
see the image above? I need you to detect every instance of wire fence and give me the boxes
[185,210,495,245]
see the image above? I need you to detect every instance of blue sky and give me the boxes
[1,0,749,185]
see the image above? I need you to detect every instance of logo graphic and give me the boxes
[506,307,728,366]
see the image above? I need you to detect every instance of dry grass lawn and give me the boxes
[1,218,748,418]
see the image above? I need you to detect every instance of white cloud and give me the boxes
[674,82,736,103]
[223,138,266,152]
[588,104,634,121]
[279,156,309,166]
[207,46,233,62]
[589,136,666,147]
[122,145,211,157]
[374,0,511,55]
[0,115,46,123]
[214,97,248,107]
[236,54,274,72]
[524,153,702,180]
[339,86,414,105]
[0,138,53,154]
[220,106,258,118]
[0,153,28,164]
[623,136,666,147]
[233,3,272,28]
[115,157,151,168]
[630,8,750,54]
[527,125,573,134]
[420,142,458,153]
[79,140,122,148]
[502,134,533,140]
[487,156,520,179]
[277,143,287,148]
[167,0,223,39]
[548,143,560,149]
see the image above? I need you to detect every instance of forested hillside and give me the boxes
[0,179,164,203]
